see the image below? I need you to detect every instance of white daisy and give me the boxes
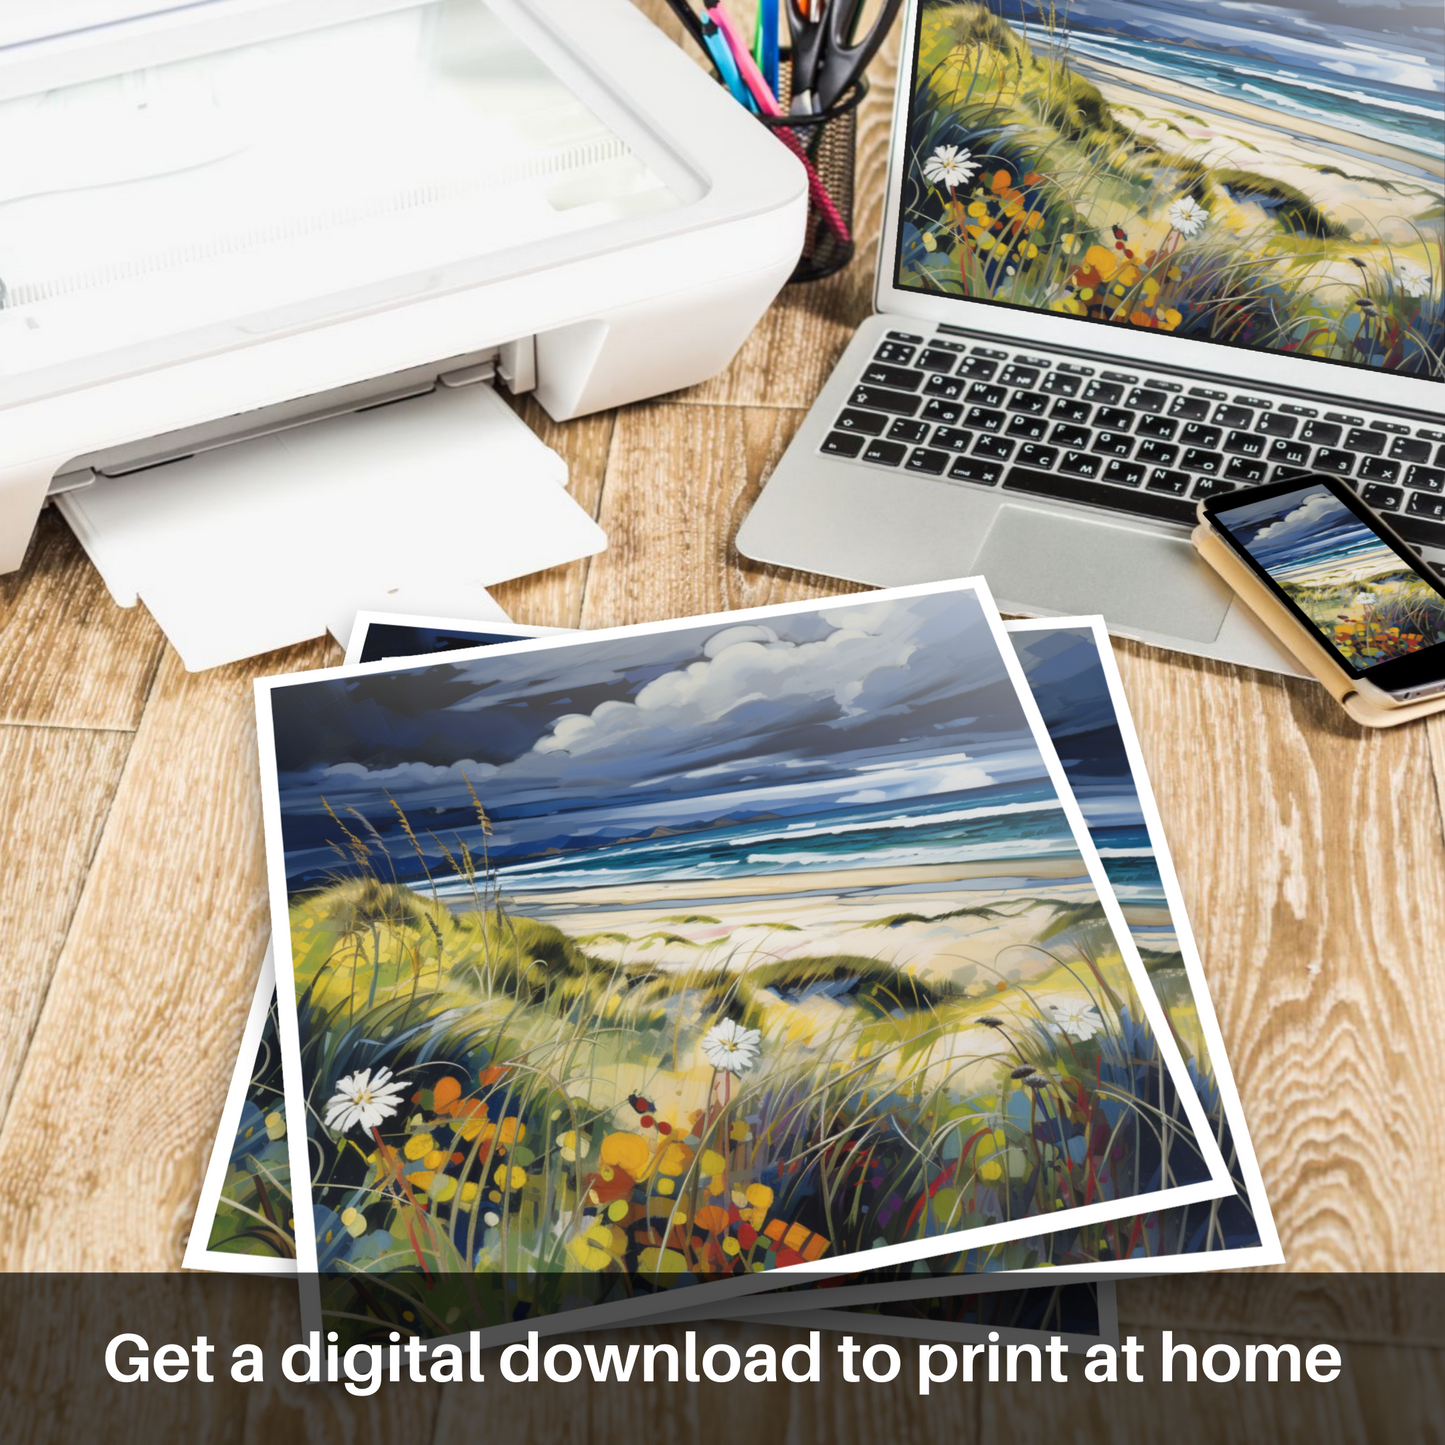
[700,1019,762,1076]
[922,144,980,189]
[1396,261,1432,298]
[324,1066,410,1134]
[1049,999,1104,1041]
[1167,196,1209,238]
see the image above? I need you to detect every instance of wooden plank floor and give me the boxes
[0,4,1440,1439]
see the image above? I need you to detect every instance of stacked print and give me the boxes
[187,580,1273,1350]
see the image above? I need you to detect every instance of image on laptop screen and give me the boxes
[893,0,1444,379]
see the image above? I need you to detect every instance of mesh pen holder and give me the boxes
[758,61,867,284]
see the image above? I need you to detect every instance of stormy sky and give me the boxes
[268,590,1057,886]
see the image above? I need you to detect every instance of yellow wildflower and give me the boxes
[403,1132,435,1161]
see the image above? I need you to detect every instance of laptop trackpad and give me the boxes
[976,504,1233,643]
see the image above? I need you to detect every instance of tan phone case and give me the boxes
[1192,518,1445,728]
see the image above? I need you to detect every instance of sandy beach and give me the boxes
[1078,56,1442,252]
[490,856,1117,995]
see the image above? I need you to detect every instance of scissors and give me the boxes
[785,0,903,113]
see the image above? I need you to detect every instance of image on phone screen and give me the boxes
[1209,479,1445,680]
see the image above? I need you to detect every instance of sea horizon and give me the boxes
[425,781,1084,897]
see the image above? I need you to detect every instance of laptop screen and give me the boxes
[893,0,1444,381]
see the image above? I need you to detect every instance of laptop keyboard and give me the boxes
[821,329,1445,551]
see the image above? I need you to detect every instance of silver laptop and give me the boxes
[738,0,1444,673]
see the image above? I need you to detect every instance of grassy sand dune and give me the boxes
[286,843,1217,1338]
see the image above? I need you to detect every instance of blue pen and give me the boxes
[701,15,756,110]
[758,0,780,98]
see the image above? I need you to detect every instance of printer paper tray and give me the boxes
[57,383,604,671]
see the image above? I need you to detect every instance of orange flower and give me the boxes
[1083,244,1118,280]
[599,1132,650,1175]
[432,1076,462,1110]
[764,1218,830,1261]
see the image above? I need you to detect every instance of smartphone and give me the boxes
[1200,473,1445,704]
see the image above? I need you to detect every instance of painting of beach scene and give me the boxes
[992,621,1262,1256]
[1218,482,1445,665]
[897,0,1444,376]
[258,584,1227,1342]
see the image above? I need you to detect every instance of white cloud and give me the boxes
[1250,490,1340,548]
[843,760,995,801]
[532,621,921,760]
[702,624,778,657]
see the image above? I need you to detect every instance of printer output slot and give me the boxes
[46,337,538,496]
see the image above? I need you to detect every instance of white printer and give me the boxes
[0,0,806,665]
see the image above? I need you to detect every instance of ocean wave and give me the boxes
[746,837,1080,869]
[440,832,1085,892]
[1033,23,1443,122]
[493,831,711,875]
[1093,847,1156,858]
[439,865,648,892]
[1232,67,1441,120]
[1237,83,1388,133]
[728,799,1066,846]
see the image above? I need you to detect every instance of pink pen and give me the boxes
[706,2,853,248]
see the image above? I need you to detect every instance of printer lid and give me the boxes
[0,0,707,411]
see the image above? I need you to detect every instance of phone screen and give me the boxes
[1207,477,1445,687]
